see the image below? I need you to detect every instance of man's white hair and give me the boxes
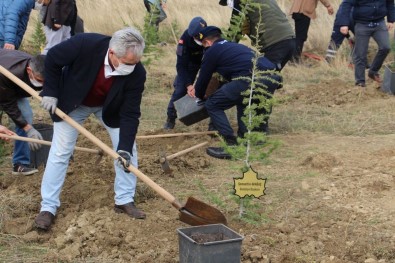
[109,27,145,58]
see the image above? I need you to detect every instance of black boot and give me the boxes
[163,118,175,130]
[206,135,237,159]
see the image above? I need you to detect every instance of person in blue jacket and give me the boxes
[325,3,355,63]
[0,0,35,49]
[163,16,207,129]
[34,27,147,231]
[338,0,395,87]
[188,26,281,159]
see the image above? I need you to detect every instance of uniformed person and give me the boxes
[163,17,207,129]
[188,26,281,159]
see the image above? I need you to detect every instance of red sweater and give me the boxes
[82,64,115,107]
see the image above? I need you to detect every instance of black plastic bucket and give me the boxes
[30,123,53,168]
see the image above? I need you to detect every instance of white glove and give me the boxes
[41,96,58,114]
[26,127,43,151]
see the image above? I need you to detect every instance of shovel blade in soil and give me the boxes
[179,197,227,226]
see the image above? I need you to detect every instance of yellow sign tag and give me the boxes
[234,166,266,198]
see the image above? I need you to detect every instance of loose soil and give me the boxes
[0,69,394,263]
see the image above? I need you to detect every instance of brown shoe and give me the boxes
[114,202,146,219]
[368,71,382,83]
[34,211,55,230]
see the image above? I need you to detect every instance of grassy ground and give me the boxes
[1,0,395,262]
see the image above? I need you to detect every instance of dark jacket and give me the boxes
[194,39,278,100]
[0,49,39,128]
[0,0,35,49]
[42,0,76,29]
[338,0,395,26]
[176,30,204,88]
[41,33,146,153]
[334,3,354,30]
[230,0,295,51]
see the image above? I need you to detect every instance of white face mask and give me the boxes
[194,39,203,46]
[34,1,43,10]
[30,78,43,87]
[115,63,136,75]
[227,0,234,9]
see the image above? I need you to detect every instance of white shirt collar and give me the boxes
[104,49,124,78]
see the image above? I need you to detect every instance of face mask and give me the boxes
[194,39,203,46]
[227,0,234,9]
[113,54,136,75]
[34,1,43,10]
[115,63,136,75]
[30,78,43,87]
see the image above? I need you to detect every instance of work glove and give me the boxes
[116,150,132,173]
[41,96,58,114]
[26,126,43,151]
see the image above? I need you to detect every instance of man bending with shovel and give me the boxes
[35,27,147,231]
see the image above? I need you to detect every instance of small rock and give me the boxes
[364,258,377,263]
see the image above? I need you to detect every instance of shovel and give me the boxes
[0,65,227,226]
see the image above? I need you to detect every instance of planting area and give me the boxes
[1,56,395,262]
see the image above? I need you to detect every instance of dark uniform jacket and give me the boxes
[0,49,38,128]
[41,33,146,153]
[176,30,204,88]
[338,0,395,26]
[194,39,278,100]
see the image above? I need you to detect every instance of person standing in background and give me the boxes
[219,0,295,72]
[0,0,36,50]
[339,0,394,87]
[325,3,355,63]
[143,0,167,31]
[289,0,334,63]
[41,0,76,54]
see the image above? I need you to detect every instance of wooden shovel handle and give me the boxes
[0,66,182,210]
[167,141,208,160]
[0,133,102,155]
[136,131,216,139]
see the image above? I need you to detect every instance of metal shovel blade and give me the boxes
[179,197,227,226]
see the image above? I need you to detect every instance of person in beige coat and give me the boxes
[289,0,334,62]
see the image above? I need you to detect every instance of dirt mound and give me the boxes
[301,152,342,171]
[288,79,389,106]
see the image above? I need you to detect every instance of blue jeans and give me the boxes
[13,98,33,166]
[40,105,138,215]
[354,22,390,84]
